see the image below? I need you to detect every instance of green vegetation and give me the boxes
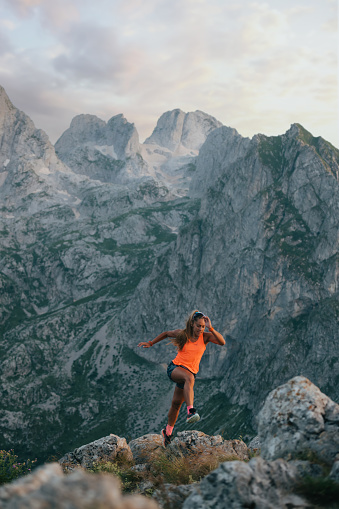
[294,476,339,508]
[151,449,242,486]
[85,447,248,493]
[88,457,139,492]
[258,135,285,176]
[296,124,339,154]
[293,450,332,473]
[185,162,197,173]
[264,189,323,283]
[0,450,37,485]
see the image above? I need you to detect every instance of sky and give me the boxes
[0,0,338,147]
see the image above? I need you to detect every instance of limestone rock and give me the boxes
[59,434,133,468]
[145,109,222,151]
[55,113,140,162]
[169,430,249,461]
[258,376,339,465]
[248,435,261,451]
[182,456,311,509]
[0,462,158,508]
[152,483,197,509]
[107,114,140,159]
[329,460,339,482]
[0,85,83,216]
[189,124,251,198]
[128,433,163,465]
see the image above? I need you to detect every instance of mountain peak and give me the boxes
[55,112,140,169]
[0,85,15,121]
[69,114,106,131]
[145,109,222,152]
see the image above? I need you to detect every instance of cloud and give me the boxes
[0,0,337,147]
[2,0,43,18]
[38,1,80,30]
[0,31,14,58]
[52,25,124,82]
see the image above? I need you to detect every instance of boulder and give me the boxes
[0,462,159,508]
[59,434,133,468]
[182,456,310,509]
[169,430,249,461]
[247,435,261,452]
[258,376,339,465]
[152,483,197,509]
[128,433,163,465]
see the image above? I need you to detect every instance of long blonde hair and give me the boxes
[171,310,204,351]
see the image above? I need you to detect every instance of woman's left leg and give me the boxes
[167,386,185,427]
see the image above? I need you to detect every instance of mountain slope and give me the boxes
[0,84,338,461]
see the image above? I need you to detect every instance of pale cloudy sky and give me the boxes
[0,0,338,147]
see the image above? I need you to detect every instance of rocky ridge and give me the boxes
[1,377,338,508]
[0,84,338,462]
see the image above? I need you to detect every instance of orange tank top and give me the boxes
[172,333,206,374]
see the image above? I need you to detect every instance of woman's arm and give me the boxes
[203,316,225,346]
[138,329,182,348]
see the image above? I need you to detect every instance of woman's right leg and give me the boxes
[170,366,195,407]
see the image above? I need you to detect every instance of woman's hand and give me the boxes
[204,315,212,329]
[137,341,152,348]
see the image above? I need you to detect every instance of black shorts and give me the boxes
[167,361,197,389]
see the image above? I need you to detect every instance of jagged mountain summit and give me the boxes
[0,84,338,463]
[55,108,222,195]
[144,108,223,151]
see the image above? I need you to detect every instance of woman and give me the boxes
[138,310,225,447]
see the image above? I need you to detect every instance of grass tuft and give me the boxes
[149,447,240,486]
[82,445,244,493]
[88,459,141,492]
[294,476,339,507]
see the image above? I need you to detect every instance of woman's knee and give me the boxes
[184,373,195,386]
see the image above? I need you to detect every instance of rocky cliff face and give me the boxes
[0,84,338,462]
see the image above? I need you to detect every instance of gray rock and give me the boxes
[0,462,159,508]
[107,114,140,159]
[59,434,133,468]
[128,433,163,465]
[247,435,261,451]
[329,460,339,482]
[182,456,311,509]
[291,460,327,479]
[145,109,222,151]
[169,430,249,461]
[153,483,197,509]
[258,376,339,465]
[55,112,140,162]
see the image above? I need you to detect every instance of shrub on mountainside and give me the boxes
[0,450,37,485]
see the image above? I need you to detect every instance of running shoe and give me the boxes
[186,408,200,424]
[161,428,172,447]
